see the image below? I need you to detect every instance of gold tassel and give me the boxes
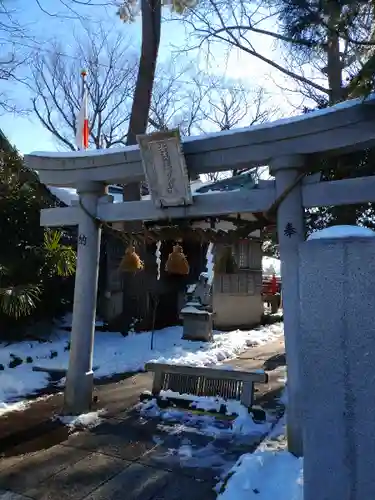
[214,246,238,274]
[165,244,190,276]
[119,245,144,273]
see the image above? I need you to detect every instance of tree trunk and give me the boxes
[325,1,344,105]
[126,0,161,149]
[324,2,358,226]
[123,0,161,202]
[120,0,162,331]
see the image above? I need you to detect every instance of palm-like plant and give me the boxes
[0,230,76,319]
[0,130,77,326]
[0,265,41,319]
[42,230,77,278]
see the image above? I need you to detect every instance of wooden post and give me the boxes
[64,181,105,415]
[270,155,305,457]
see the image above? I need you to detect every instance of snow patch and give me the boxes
[308,225,375,240]
[158,440,236,478]
[217,416,303,500]
[180,306,210,314]
[30,322,282,378]
[57,409,105,430]
[0,393,60,418]
[0,399,29,417]
[138,396,270,439]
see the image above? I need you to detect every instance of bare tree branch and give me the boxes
[174,0,336,97]
[29,23,138,150]
[0,1,32,112]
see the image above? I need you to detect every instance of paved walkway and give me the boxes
[0,339,286,500]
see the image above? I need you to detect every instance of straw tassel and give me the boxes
[119,245,144,272]
[165,244,189,276]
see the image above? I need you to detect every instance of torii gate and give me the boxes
[25,94,375,457]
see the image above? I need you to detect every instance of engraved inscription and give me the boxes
[157,141,174,194]
[139,131,193,208]
[284,222,297,238]
[78,234,87,246]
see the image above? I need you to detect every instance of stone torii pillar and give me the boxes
[270,155,305,457]
[64,181,105,415]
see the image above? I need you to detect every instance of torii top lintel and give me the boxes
[25,94,375,188]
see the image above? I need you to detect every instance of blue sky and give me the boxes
[0,0,304,154]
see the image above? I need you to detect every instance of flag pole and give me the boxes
[80,69,88,151]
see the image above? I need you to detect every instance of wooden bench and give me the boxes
[144,362,268,410]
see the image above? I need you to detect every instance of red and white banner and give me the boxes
[75,79,89,150]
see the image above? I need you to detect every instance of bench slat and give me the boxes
[145,362,268,384]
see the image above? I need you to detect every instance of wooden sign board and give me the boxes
[137,129,193,208]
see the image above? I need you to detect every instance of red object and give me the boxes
[270,274,278,295]
[83,118,89,149]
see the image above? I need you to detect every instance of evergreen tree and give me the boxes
[0,130,76,337]
[269,0,375,231]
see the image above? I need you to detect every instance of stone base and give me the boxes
[181,312,213,342]
[64,369,94,415]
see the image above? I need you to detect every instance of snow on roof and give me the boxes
[195,172,255,194]
[30,93,375,160]
[31,144,139,158]
[140,178,206,201]
[308,225,375,240]
[183,93,375,144]
[47,185,124,205]
[48,186,79,206]
[48,177,245,210]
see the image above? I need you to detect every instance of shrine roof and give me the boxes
[46,176,256,207]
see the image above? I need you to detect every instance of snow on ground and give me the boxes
[136,389,285,483]
[0,399,29,417]
[137,396,273,482]
[138,395,272,440]
[0,321,283,413]
[167,441,234,475]
[0,393,58,418]
[216,415,303,500]
[56,409,105,431]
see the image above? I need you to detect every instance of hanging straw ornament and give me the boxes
[214,246,238,274]
[165,244,190,276]
[205,242,214,285]
[119,245,144,273]
[155,241,162,280]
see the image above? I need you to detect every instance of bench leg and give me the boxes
[241,381,254,409]
[152,371,164,396]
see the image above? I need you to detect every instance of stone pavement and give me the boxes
[0,339,286,500]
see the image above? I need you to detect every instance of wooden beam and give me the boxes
[40,188,276,227]
[302,176,375,208]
